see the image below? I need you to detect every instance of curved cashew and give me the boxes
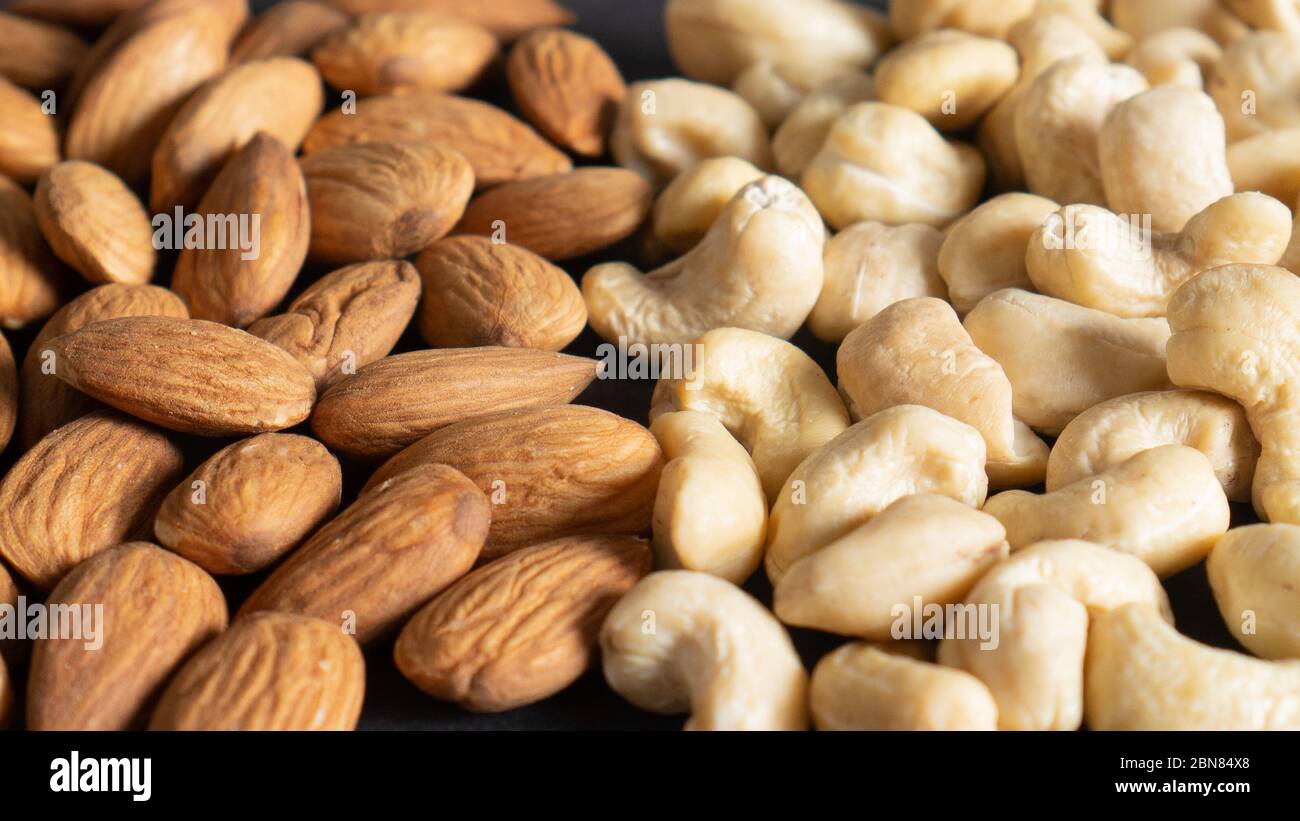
[873,29,1018,132]
[1227,128,1300,208]
[1124,28,1223,88]
[732,62,845,129]
[1032,0,1135,59]
[938,193,1059,315]
[1086,602,1300,729]
[651,157,766,254]
[938,539,1171,730]
[889,0,1037,40]
[1110,0,1251,45]
[599,570,808,730]
[771,71,875,180]
[1208,31,1300,142]
[1207,524,1300,660]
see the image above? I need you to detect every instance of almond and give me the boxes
[322,0,575,40]
[48,316,317,436]
[303,92,572,189]
[0,76,60,185]
[26,542,227,730]
[154,433,343,575]
[395,534,651,712]
[231,1,351,64]
[240,463,490,644]
[0,176,68,329]
[0,410,184,590]
[248,260,421,392]
[0,653,12,729]
[367,405,664,558]
[171,133,310,328]
[416,236,586,350]
[8,0,153,27]
[149,612,365,730]
[19,283,189,448]
[312,11,498,97]
[0,11,88,90]
[300,140,473,264]
[0,560,18,670]
[0,331,14,453]
[507,28,626,157]
[34,160,157,286]
[312,347,598,460]
[455,168,653,261]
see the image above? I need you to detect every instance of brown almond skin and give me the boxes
[248,260,421,392]
[150,612,364,730]
[34,161,157,286]
[49,316,317,436]
[368,405,664,558]
[396,534,651,712]
[0,653,12,729]
[27,542,228,730]
[303,92,571,189]
[0,12,87,90]
[0,332,15,453]
[8,0,152,27]
[312,347,598,461]
[19,283,189,449]
[154,434,343,575]
[455,168,653,261]
[416,236,586,351]
[239,463,491,644]
[0,77,60,185]
[0,176,68,330]
[232,0,351,63]
[301,140,473,265]
[171,133,311,328]
[0,560,18,668]
[321,0,574,40]
[508,28,626,157]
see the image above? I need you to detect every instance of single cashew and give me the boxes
[1223,0,1300,34]
[873,29,1018,132]
[963,289,1172,435]
[771,71,875,180]
[1025,194,1293,317]
[1111,0,1251,45]
[1208,524,1300,660]
[1208,31,1300,142]
[650,327,849,500]
[938,192,1059,315]
[1227,128,1300,208]
[599,570,808,730]
[765,405,989,584]
[803,102,986,230]
[1086,602,1300,729]
[732,61,844,129]
[889,0,1037,40]
[1166,264,1300,523]
[811,641,998,731]
[649,411,767,584]
[651,157,766,255]
[1030,0,1133,58]
[809,221,947,343]
[838,298,1049,488]
[584,176,825,347]
[1124,28,1223,88]
[775,494,1007,638]
[938,539,1171,730]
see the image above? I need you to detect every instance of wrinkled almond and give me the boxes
[0,11,87,90]
[0,176,68,329]
[507,28,626,157]
[0,76,60,185]
[34,160,157,286]
[231,0,351,63]
[321,0,575,40]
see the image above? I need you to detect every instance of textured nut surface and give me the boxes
[1208,524,1300,660]
[1208,31,1300,141]
[321,0,575,41]
[937,193,1058,315]
[231,0,350,63]
[874,29,1018,132]
[34,161,156,286]
[0,76,61,185]
[651,157,765,255]
[0,175,67,330]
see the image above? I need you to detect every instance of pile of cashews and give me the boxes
[590,0,1300,731]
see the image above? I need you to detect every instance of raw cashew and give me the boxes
[771,71,875,180]
[1086,602,1300,730]
[963,289,1172,435]
[838,298,1049,488]
[938,192,1058,315]
[809,221,947,343]
[732,62,841,129]
[889,0,1037,40]
[1124,28,1222,88]
[774,494,1007,638]
[649,411,767,584]
[803,102,985,230]
[1208,524,1300,660]
[1047,390,1260,502]
[599,570,808,730]
[584,176,825,346]
[764,405,988,584]
[873,29,1018,132]
[1208,31,1300,142]
[983,445,1231,577]
[1166,264,1300,524]
[1285,201,1300,274]
[1227,128,1300,208]
[1110,0,1251,45]
[938,539,1171,730]
[811,641,998,731]
[1025,194,1293,317]
[650,327,849,500]
[651,157,765,254]
[1223,0,1300,34]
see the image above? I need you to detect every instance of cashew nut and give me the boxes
[651,157,765,255]
[1208,31,1300,141]
[732,61,843,129]
[1223,0,1300,35]
[889,0,1037,40]
[1284,201,1300,274]
[1032,0,1135,59]
[1124,28,1223,88]
[873,29,1018,132]
[1227,128,1300,208]
[1207,524,1300,660]
[1110,0,1251,45]
[771,71,875,180]
[938,192,1059,315]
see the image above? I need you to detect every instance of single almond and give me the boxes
[0,332,14,452]
[0,176,68,329]
[416,236,586,350]
[507,28,626,157]
[149,612,365,730]
[303,92,572,189]
[300,140,473,264]
[321,0,575,40]
[240,463,490,644]
[0,410,184,590]
[0,11,88,90]
[395,534,651,712]
[455,168,653,261]
[48,316,317,436]
[7,0,154,27]
[367,405,664,558]
[34,160,157,286]
[154,433,343,575]
[0,76,60,185]
[26,542,227,730]
[248,259,421,392]
[231,0,351,63]
[171,133,311,328]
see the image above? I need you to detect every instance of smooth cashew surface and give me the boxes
[873,29,1018,132]
[1208,31,1300,141]
[1207,524,1300,660]
[938,192,1059,315]
[771,72,876,180]
[651,157,766,254]
[1124,27,1223,88]
[1227,128,1300,208]
[1110,0,1251,44]
[1284,200,1300,274]
[733,62,846,130]
[1224,0,1300,34]
[890,0,1037,40]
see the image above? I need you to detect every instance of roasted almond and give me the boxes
[0,11,87,90]
[367,405,664,558]
[303,92,572,189]
[300,140,473,264]
[395,534,651,712]
[415,236,586,350]
[231,0,351,64]
[0,560,18,669]
[26,542,227,730]
[507,28,626,157]
[0,76,60,185]
[0,332,14,453]
[154,433,343,575]
[171,133,310,328]
[34,160,157,286]
[7,0,153,27]
[322,0,575,41]
[149,612,365,730]
[240,463,490,644]
[312,347,598,461]
[455,168,653,261]
[0,176,68,329]
[48,316,317,436]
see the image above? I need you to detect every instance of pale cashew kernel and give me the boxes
[732,61,841,129]
[1227,128,1300,208]
[889,0,1037,40]
[1031,0,1134,59]
[1208,31,1300,142]
[938,192,1059,315]
[771,71,876,180]
[1124,28,1223,88]
[873,29,1019,132]
[1284,199,1300,274]
[1110,0,1251,45]
[1207,524,1300,660]
[651,157,766,255]
[1223,0,1300,35]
